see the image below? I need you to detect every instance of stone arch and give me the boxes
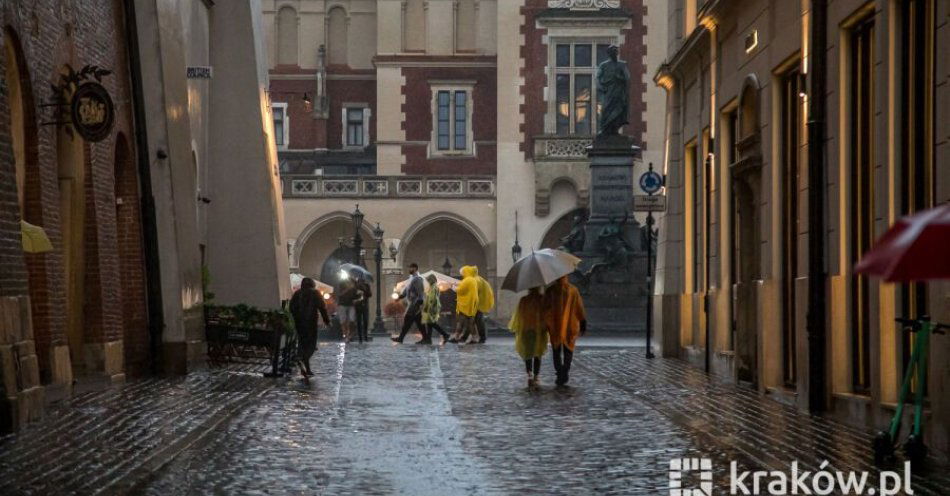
[399,213,489,278]
[535,174,589,217]
[738,73,761,139]
[291,211,374,276]
[113,133,149,375]
[3,26,59,380]
[326,6,348,66]
[539,207,587,250]
[276,5,299,66]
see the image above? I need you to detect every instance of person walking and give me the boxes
[451,266,480,344]
[337,277,358,342]
[393,263,428,344]
[543,276,587,386]
[289,278,331,378]
[354,277,372,343]
[474,266,494,344]
[508,287,548,389]
[422,274,450,345]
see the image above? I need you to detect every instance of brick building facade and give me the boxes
[269,0,668,320]
[653,0,950,457]
[0,0,148,430]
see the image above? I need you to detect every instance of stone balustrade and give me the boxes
[281,175,495,199]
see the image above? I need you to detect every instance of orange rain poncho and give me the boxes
[543,276,586,351]
[508,288,548,360]
[456,266,480,317]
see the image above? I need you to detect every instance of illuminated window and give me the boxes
[552,41,613,136]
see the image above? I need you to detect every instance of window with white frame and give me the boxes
[430,83,474,155]
[272,103,289,148]
[342,105,370,148]
[551,41,614,136]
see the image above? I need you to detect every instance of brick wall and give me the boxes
[520,0,647,158]
[398,58,497,175]
[0,0,148,382]
[270,68,376,151]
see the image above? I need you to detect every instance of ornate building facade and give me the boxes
[266,0,668,319]
[653,0,950,456]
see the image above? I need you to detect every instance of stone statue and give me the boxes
[558,209,588,254]
[583,212,632,280]
[596,45,630,136]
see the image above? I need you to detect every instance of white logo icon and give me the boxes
[670,457,713,496]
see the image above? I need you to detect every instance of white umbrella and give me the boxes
[501,248,581,292]
[394,270,461,294]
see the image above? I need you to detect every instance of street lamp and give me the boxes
[351,203,364,265]
[372,222,387,335]
[511,210,523,263]
[442,257,453,275]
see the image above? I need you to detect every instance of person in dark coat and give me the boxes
[290,277,330,377]
[354,278,373,342]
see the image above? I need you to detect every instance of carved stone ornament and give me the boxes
[547,0,621,9]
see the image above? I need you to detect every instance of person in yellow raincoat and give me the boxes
[473,266,495,344]
[508,287,548,388]
[543,275,587,386]
[451,266,480,344]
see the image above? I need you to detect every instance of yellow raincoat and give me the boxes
[508,288,548,360]
[456,266,479,317]
[473,266,494,313]
[544,276,586,351]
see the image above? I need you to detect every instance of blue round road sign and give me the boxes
[639,170,663,194]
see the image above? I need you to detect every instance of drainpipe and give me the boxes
[123,1,166,374]
[805,0,828,412]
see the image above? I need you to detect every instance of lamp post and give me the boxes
[511,211,523,263]
[372,222,387,335]
[442,257,452,275]
[351,204,364,265]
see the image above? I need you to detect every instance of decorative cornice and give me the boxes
[547,0,620,9]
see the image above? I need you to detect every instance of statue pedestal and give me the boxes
[569,134,648,333]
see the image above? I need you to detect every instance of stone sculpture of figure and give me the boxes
[559,209,588,254]
[583,212,632,279]
[596,45,630,137]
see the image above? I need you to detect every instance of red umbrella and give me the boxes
[854,203,950,282]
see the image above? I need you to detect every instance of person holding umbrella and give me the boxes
[289,277,331,378]
[393,263,428,344]
[508,286,548,389]
[502,248,586,386]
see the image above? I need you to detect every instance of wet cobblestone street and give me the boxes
[1,338,947,495]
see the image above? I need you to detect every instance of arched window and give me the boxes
[404,0,426,52]
[739,84,757,139]
[277,6,299,66]
[327,7,347,65]
[4,33,26,216]
[456,0,476,52]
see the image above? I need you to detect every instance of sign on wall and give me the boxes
[187,66,213,79]
[70,82,115,143]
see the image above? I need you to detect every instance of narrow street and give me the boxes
[1,338,946,495]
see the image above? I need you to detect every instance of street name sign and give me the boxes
[633,194,667,212]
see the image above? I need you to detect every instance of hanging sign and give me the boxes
[70,82,115,143]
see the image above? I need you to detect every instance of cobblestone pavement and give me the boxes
[0,337,947,495]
